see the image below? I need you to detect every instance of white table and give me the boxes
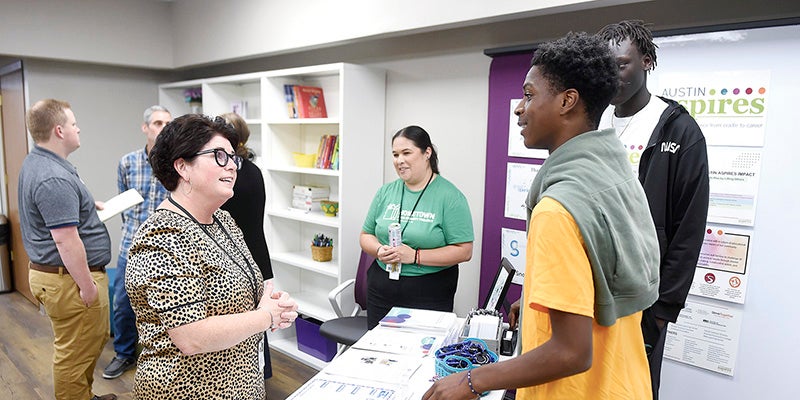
[287,319,507,400]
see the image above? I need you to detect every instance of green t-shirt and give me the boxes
[362,175,473,276]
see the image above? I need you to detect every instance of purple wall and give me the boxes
[478,52,544,312]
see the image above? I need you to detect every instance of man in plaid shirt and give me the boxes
[103,105,172,379]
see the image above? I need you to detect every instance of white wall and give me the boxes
[24,60,170,266]
[3,0,799,71]
[0,0,173,69]
[168,0,632,68]
[0,0,654,70]
[370,52,491,316]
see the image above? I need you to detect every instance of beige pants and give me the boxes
[29,269,110,400]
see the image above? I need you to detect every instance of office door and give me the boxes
[1,61,34,304]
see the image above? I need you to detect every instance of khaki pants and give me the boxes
[29,269,110,400]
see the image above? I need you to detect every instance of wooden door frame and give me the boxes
[1,60,34,304]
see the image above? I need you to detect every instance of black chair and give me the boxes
[319,251,374,352]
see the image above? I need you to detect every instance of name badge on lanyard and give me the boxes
[389,173,433,281]
[388,263,402,280]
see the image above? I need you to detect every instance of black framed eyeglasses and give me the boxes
[192,148,242,170]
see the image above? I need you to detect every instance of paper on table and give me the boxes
[379,307,457,333]
[353,326,446,357]
[287,374,409,400]
[97,189,144,222]
[324,348,423,384]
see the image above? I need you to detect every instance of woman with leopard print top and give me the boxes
[126,114,297,399]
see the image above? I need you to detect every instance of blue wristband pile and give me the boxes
[433,338,498,382]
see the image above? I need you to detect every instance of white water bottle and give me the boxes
[387,222,402,280]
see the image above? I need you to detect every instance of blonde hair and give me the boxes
[26,99,71,143]
[220,112,251,158]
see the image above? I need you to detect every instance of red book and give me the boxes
[294,85,327,118]
[323,134,337,169]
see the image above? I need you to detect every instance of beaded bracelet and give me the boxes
[467,369,481,397]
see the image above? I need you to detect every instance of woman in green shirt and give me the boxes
[360,125,474,328]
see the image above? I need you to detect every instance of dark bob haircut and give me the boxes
[149,114,239,191]
[531,31,619,127]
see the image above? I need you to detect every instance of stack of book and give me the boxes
[314,134,339,170]
[283,84,327,118]
[291,185,330,212]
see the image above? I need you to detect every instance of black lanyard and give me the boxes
[398,172,434,236]
[168,195,259,309]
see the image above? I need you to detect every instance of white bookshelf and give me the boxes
[159,63,386,369]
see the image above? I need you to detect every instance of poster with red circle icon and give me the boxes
[689,225,752,304]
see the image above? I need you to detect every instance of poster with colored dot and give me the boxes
[653,70,770,147]
[689,225,752,304]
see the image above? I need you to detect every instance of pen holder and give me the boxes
[311,245,333,262]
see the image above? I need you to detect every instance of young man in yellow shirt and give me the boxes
[424,31,660,400]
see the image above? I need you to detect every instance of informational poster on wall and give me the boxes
[504,162,541,221]
[690,226,752,304]
[507,99,549,159]
[500,228,526,284]
[707,147,763,226]
[653,70,770,147]
[664,300,743,376]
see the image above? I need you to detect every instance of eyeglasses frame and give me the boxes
[191,147,242,170]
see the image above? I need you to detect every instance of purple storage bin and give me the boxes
[295,315,337,362]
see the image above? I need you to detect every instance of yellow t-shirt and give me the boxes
[516,197,652,400]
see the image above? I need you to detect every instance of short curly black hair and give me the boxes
[531,31,618,126]
[597,20,658,70]
[149,114,239,191]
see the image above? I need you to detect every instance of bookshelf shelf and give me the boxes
[159,63,385,369]
[265,165,340,177]
[270,250,339,278]
[266,208,340,228]
[269,337,328,370]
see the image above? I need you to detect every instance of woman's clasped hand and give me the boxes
[259,280,298,331]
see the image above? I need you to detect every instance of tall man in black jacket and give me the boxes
[598,20,710,400]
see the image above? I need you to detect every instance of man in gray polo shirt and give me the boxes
[18,99,116,400]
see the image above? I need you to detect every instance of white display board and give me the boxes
[650,24,800,400]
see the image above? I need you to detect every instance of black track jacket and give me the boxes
[638,96,710,323]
